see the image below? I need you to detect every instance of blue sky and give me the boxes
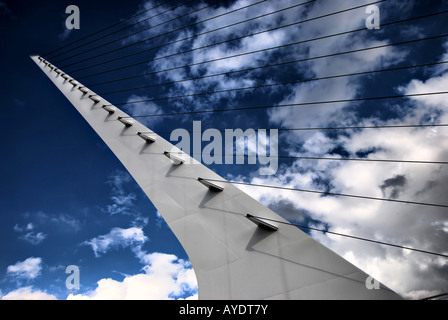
[0,0,448,300]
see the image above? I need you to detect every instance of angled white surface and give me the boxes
[31,55,402,300]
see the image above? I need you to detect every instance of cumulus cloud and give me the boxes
[84,227,148,257]
[0,287,57,300]
[14,222,47,245]
[79,219,198,299]
[68,252,197,300]
[7,257,43,280]
[120,0,315,113]
[268,1,408,137]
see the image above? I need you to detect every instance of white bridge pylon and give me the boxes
[31,55,401,300]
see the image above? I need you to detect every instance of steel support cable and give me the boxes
[84,9,448,88]
[44,0,177,57]
[76,15,448,85]
[275,123,448,131]
[73,0,389,77]
[117,91,448,118]
[233,213,448,258]
[99,32,448,106]
[95,60,448,96]
[51,0,198,61]
[59,0,312,68]
[57,0,269,66]
[145,123,448,135]
[141,123,448,164]
[201,178,448,208]
[421,293,448,300]
[154,151,448,165]
[53,0,232,64]
[85,10,448,87]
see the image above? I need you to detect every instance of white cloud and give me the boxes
[435,41,448,74]
[14,222,47,245]
[102,170,151,229]
[268,1,408,137]
[155,210,166,228]
[103,170,146,222]
[13,213,81,244]
[84,227,148,257]
[105,193,138,216]
[19,232,47,245]
[14,222,34,233]
[21,211,82,233]
[7,257,43,280]
[122,95,163,127]
[121,0,315,112]
[399,72,448,109]
[51,214,82,232]
[77,221,198,299]
[67,252,197,300]
[106,169,132,194]
[0,287,57,300]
